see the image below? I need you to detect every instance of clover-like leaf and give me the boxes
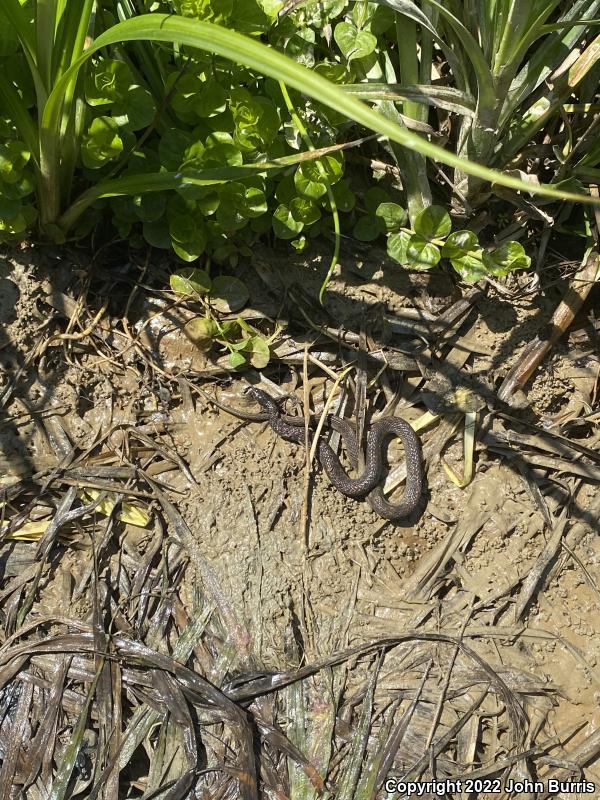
[334,22,377,62]
[414,205,452,241]
[375,202,407,232]
[209,276,250,312]
[170,268,212,297]
[184,316,220,351]
[143,219,171,249]
[294,161,327,200]
[229,351,247,369]
[85,59,131,106]
[451,251,488,283]
[442,230,478,259]
[482,241,531,276]
[243,335,270,368]
[0,141,30,183]
[273,204,304,239]
[81,117,123,168]
[354,215,385,242]
[406,235,441,270]
[112,85,156,131]
[364,186,390,213]
[387,230,411,265]
[290,196,321,225]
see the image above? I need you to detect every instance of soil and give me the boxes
[0,239,599,797]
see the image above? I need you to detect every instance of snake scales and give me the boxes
[247,388,423,521]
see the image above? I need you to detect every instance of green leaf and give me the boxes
[406,235,441,270]
[243,335,270,368]
[413,205,452,240]
[291,236,307,251]
[112,85,156,131]
[184,316,220,351]
[364,186,390,213]
[442,230,478,259]
[451,252,488,283]
[133,192,167,223]
[195,80,228,117]
[375,202,407,232]
[172,235,207,262]
[229,350,247,369]
[85,58,131,106]
[158,128,192,170]
[325,179,355,213]
[354,215,385,242]
[334,22,377,62]
[294,161,327,200]
[209,275,249,312]
[290,196,321,225]
[273,203,304,239]
[81,117,123,168]
[482,241,531,276]
[387,230,411,264]
[143,218,171,249]
[170,267,212,296]
[0,140,30,183]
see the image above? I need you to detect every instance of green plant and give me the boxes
[385,204,531,280]
[0,0,595,258]
[170,267,272,368]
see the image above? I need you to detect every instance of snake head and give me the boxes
[244,386,279,412]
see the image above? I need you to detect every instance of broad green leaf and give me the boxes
[85,59,131,105]
[0,140,29,183]
[324,179,355,213]
[406,235,441,269]
[354,215,385,241]
[143,218,171,248]
[185,316,220,351]
[80,117,123,168]
[334,22,377,62]
[291,236,307,251]
[294,161,327,200]
[451,252,488,282]
[375,202,407,232]
[170,267,212,296]
[231,0,270,35]
[482,241,531,276]
[195,80,228,117]
[387,230,411,264]
[442,230,478,259]
[364,186,390,213]
[229,351,247,368]
[133,192,167,223]
[172,237,207,261]
[209,275,249,312]
[273,203,304,238]
[243,335,270,367]
[0,195,21,218]
[112,85,156,131]
[413,205,452,240]
[290,196,321,225]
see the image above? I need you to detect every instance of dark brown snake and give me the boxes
[246,388,423,521]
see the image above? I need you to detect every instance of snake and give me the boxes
[246,387,423,521]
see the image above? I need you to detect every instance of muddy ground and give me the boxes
[0,239,599,797]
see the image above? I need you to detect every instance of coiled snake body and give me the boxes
[247,388,423,521]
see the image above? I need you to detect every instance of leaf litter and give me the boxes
[0,240,598,797]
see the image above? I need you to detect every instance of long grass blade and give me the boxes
[39,12,598,235]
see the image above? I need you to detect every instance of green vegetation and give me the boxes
[0,0,598,282]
